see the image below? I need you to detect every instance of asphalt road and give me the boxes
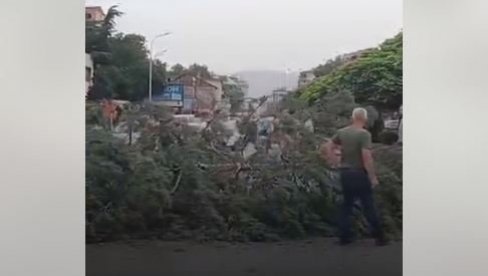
[87,238,402,276]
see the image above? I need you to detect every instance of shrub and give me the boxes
[379,131,399,145]
[86,101,402,243]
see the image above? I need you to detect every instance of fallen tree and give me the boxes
[86,99,402,243]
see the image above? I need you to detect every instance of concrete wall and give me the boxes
[207,79,223,103]
[298,71,315,88]
[85,54,94,95]
[195,86,216,112]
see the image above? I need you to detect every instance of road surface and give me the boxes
[87,238,401,276]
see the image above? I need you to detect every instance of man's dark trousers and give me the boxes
[338,168,384,243]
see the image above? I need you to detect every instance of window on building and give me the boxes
[86,13,92,19]
[86,67,92,82]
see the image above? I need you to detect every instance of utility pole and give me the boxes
[148,32,171,103]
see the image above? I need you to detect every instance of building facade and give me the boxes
[298,71,315,88]
[85,6,104,98]
[86,6,105,22]
[271,88,289,102]
[170,74,222,116]
[85,53,94,96]
[206,78,224,104]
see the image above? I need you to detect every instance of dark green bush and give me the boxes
[379,131,399,145]
[86,103,402,243]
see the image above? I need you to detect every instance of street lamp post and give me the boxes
[284,68,290,91]
[148,32,171,103]
[154,49,168,58]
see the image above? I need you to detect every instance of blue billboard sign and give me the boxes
[153,83,184,102]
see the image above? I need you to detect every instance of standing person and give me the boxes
[322,107,388,246]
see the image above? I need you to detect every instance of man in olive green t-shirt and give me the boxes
[322,107,387,246]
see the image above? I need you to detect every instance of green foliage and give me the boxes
[313,55,348,78]
[109,34,150,100]
[86,101,402,243]
[373,145,402,238]
[85,5,123,53]
[86,102,104,126]
[85,13,402,243]
[167,63,214,81]
[222,78,245,114]
[229,89,245,114]
[378,131,399,145]
[86,6,167,101]
[187,63,212,78]
[301,33,402,111]
[168,64,185,80]
[86,6,217,102]
[88,33,168,101]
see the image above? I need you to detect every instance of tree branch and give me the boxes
[170,169,182,195]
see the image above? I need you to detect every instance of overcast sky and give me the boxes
[86,0,402,75]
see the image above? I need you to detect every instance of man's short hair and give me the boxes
[352,107,368,120]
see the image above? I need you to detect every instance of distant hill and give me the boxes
[234,70,299,98]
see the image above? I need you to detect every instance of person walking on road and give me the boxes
[321,107,388,246]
